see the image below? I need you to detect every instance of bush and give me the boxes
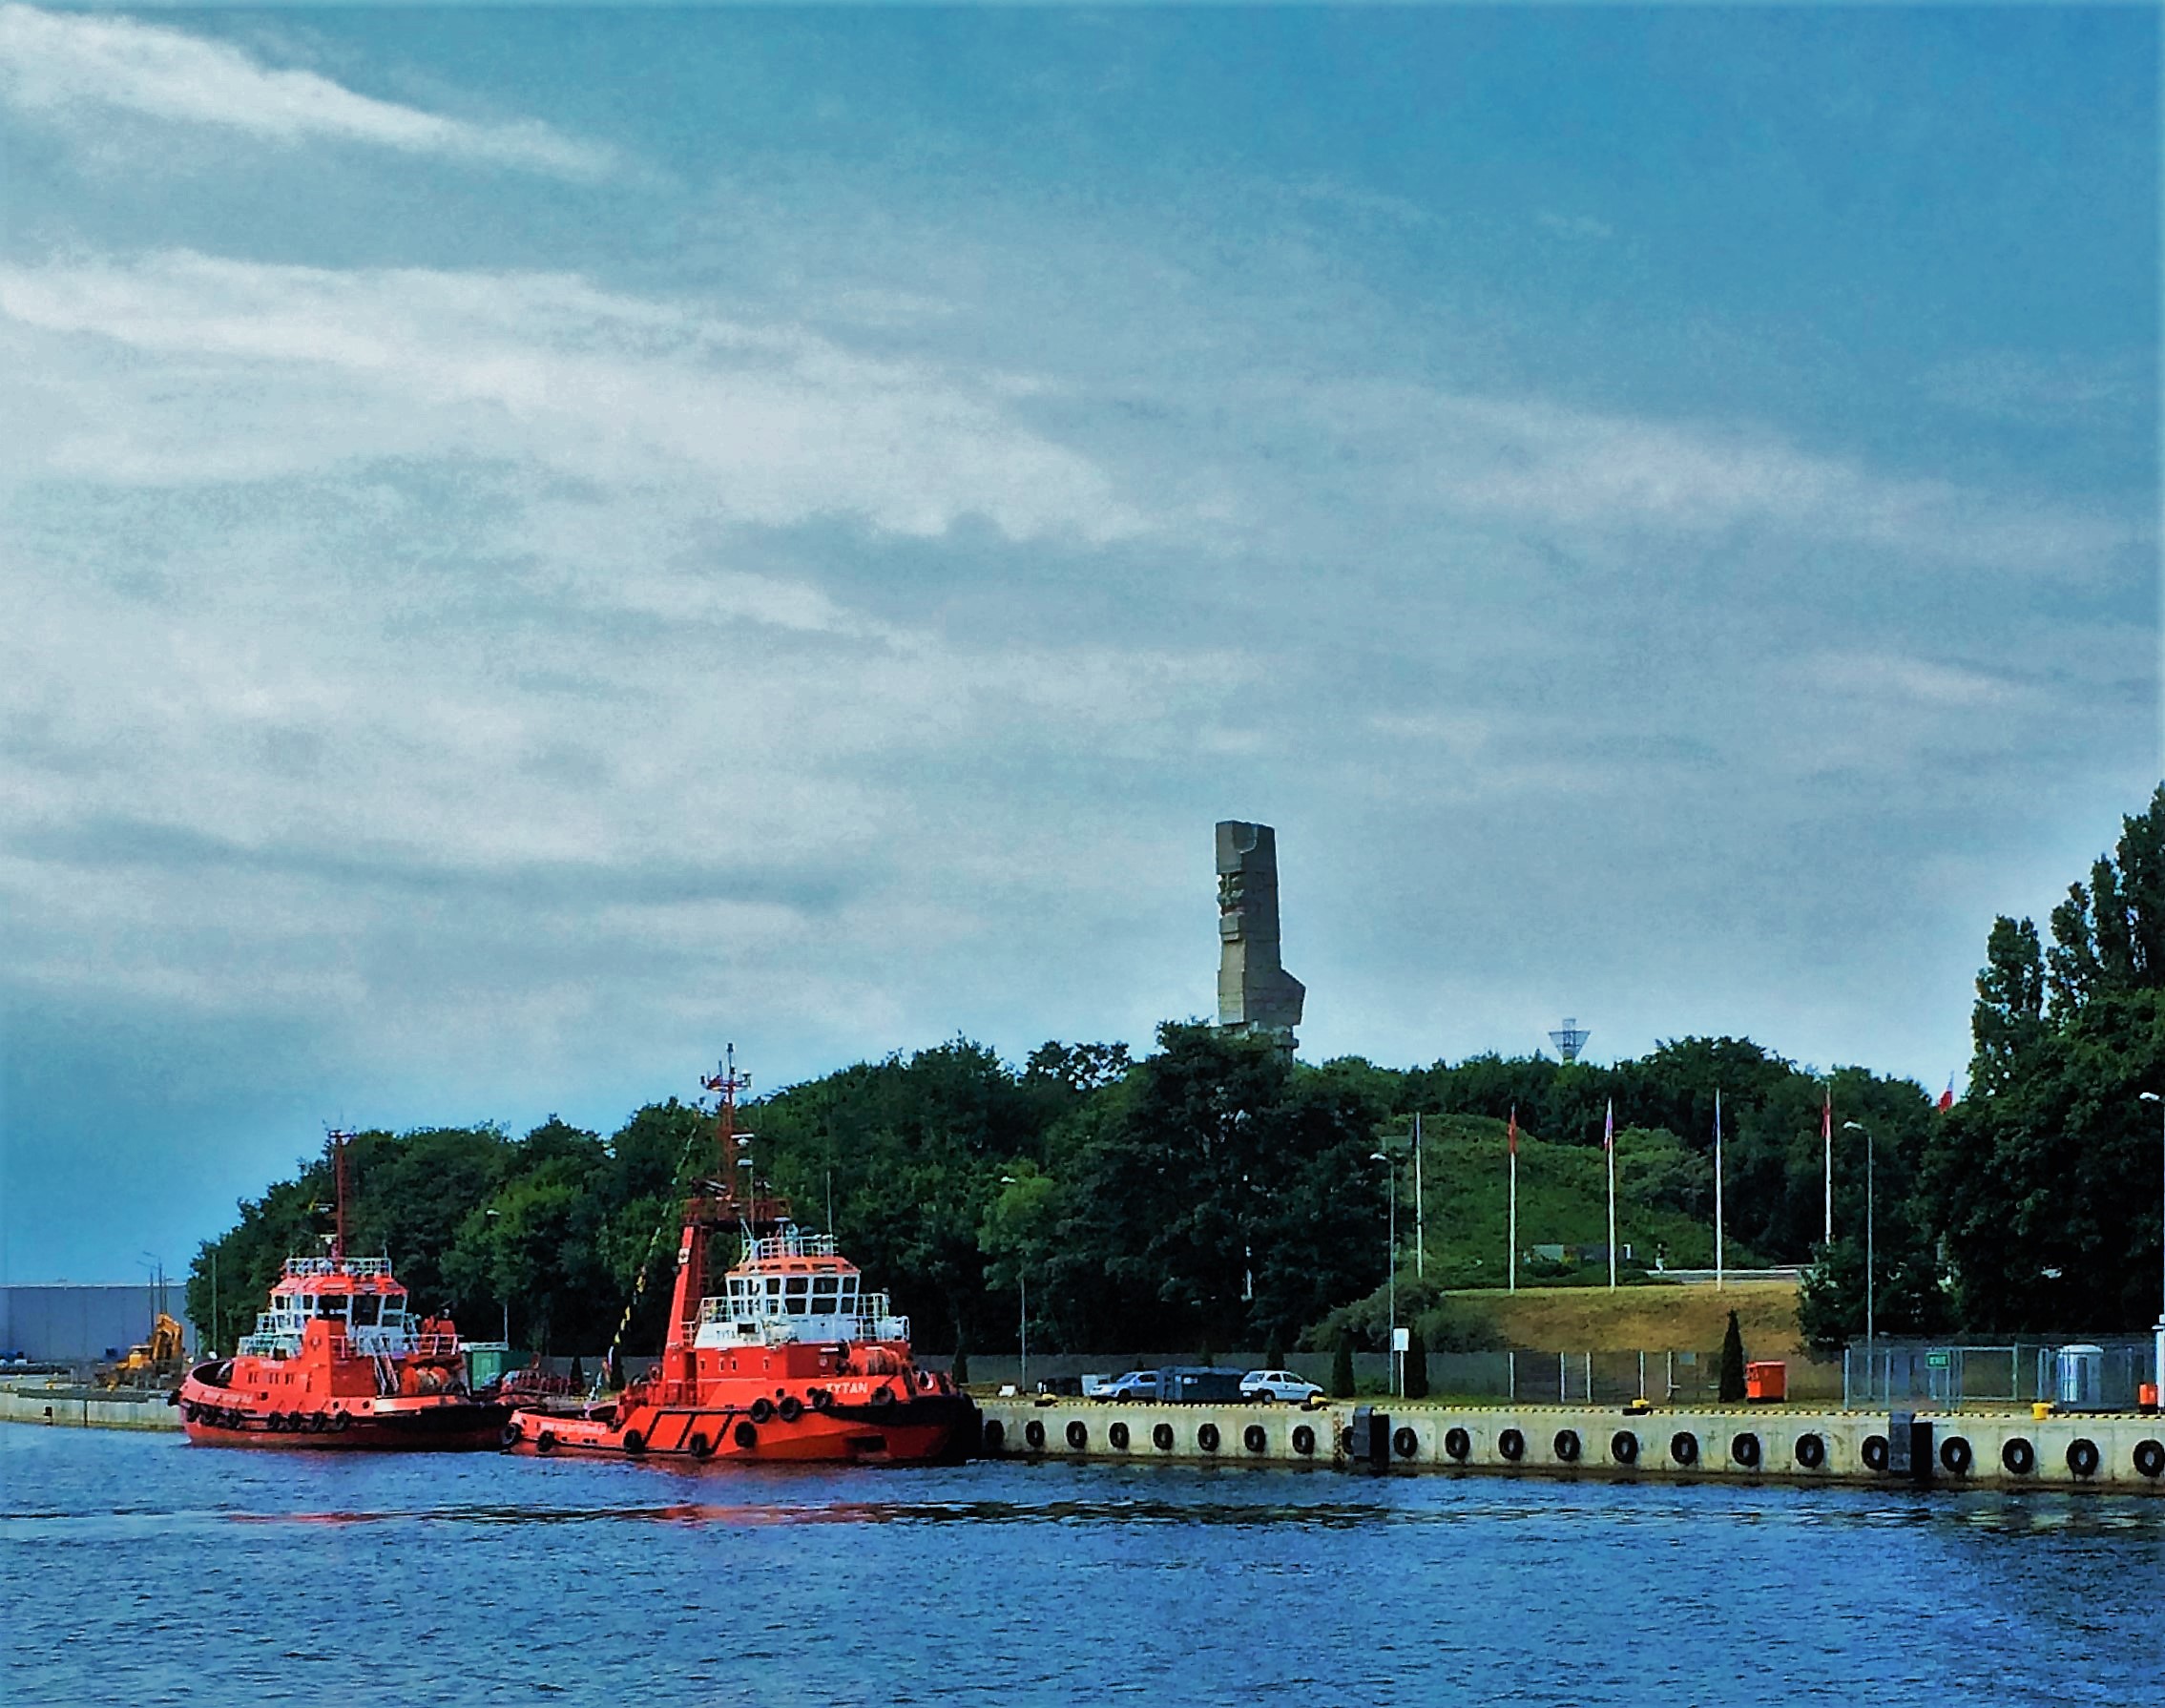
[950,1344,969,1385]
[1718,1309,1746,1403]
[1330,1330,1356,1398]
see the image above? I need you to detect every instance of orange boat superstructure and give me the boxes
[507,1052,975,1465]
[177,1135,507,1450]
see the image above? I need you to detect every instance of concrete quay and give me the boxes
[1,1384,183,1430]
[976,1397,2165,1493]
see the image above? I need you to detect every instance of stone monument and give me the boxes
[1216,820,1304,1045]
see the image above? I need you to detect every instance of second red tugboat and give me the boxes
[507,1050,976,1465]
[177,1132,508,1450]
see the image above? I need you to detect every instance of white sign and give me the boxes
[1391,1327,1410,1352]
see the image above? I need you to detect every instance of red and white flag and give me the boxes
[1603,1098,1614,1152]
[1508,1105,1518,1156]
[1937,1075,1957,1112]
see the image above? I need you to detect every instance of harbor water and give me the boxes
[5,1426,2161,1705]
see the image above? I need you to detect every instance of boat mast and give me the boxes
[661,1048,751,1383]
[328,1129,355,1262]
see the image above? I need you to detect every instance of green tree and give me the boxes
[1925,784,2165,1332]
[1330,1329,1356,1398]
[1718,1309,1746,1403]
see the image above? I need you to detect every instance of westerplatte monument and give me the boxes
[1216,820,1304,1048]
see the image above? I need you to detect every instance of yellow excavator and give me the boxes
[99,1313,188,1389]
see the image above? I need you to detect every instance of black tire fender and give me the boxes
[1394,1427,1419,1460]
[1862,1435,1889,1472]
[2001,1436,2035,1476]
[1153,1422,1175,1452]
[749,1398,776,1425]
[1444,1427,1471,1462]
[778,1396,803,1424]
[688,1432,712,1460]
[1024,1419,1046,1450]
[1671,1431,1700,1468]
[1611,1429,1638,1466]
[1109,1421,1131,1451]
[536,1431,558,1455]
[1940,1436,1972,1475]
[1245,1424,1268,1454]
[2134,1439,2165,1479]
[733,1421,758,1449]
[982,1419,1006,1453]
[1291,1424,1316,1457]
[1197,1423,1220,1453]
[1731,1432,1761,1469]
[622,1429,646,1456]
[1499,1428,1525,1463]
[1553,1428,1581,1464]
[1065,1420,1088,1450]
[2067,1438,2101,1478]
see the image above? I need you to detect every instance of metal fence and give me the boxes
[1842,1340,2158,1411]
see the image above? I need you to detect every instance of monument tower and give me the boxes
[1216,821,1304,1047]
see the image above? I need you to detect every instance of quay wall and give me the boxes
[976,1398,2165,1493]
[1,1385,182,1431]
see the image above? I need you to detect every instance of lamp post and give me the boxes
[484,1209,510,1345]
[1842,1122,1874,1347]
[1370,1151,1396,1396]
[1000,1176,1028,1393]
[2141,1093,2164,1405]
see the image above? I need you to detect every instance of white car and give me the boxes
[1240,1369,1322,1404]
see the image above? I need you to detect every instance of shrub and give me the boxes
[1718,1309,1747,1403]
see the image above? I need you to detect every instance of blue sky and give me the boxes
[0,6,2155,1282]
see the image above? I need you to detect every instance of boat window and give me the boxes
[350,1294,381,1327]
[811,1277,839,1306]
[764,1277,782,1302]
[299,1296,315,1315]
[316,1295,348,1319]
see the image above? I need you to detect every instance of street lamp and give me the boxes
[484,1210,510,1345]
[1370,1151,1396,1396]
[1842,1123,1874,1346]
[2140,1094,2164,1406]
[1000,1176,1028,1393]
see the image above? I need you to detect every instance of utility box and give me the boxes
[2055,1344,2107,1411]
[1162,1367,1248,1404]
[1744,1362,1787,1403]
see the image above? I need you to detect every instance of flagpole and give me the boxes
[1414,1112,1425,1281]
[1508,1105,1518,1295]
[1822,1082,1833,1249]
[1714,1089,1724,1292]
[1605,1098,1616,1291]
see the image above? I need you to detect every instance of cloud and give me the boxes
[0,5,613,178]
[0,251,1145,543]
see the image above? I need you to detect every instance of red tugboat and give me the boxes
[506,1051,976,1465]
[177,1133,508,1450]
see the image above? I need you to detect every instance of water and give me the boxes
[5,1427,2161,1705]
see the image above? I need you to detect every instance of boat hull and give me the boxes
[507,1391,977,1466]
[178,1386,509,1451]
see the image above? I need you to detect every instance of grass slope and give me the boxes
[1407,1114,1761,1285]
[1447,1280,1807,1358]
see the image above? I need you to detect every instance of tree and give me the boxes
[1926,784,2165,1331]
[1718,1309,1747,1403]
[1330,1329,1356,1399]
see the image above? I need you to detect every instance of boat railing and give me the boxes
[236,1333,301,1359]
[281,1256,394,1278]
[745,1231,840,1262]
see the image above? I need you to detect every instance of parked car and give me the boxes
[1240,1369,1323,1404]
[1099,1370,1162,1402]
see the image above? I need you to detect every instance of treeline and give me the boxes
[187,784,2165,1360]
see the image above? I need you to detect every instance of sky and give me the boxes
[0,6,2156,1283]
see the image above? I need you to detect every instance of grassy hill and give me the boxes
[1405,1114,1762,1286]
[1447,1280,1806,1358]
